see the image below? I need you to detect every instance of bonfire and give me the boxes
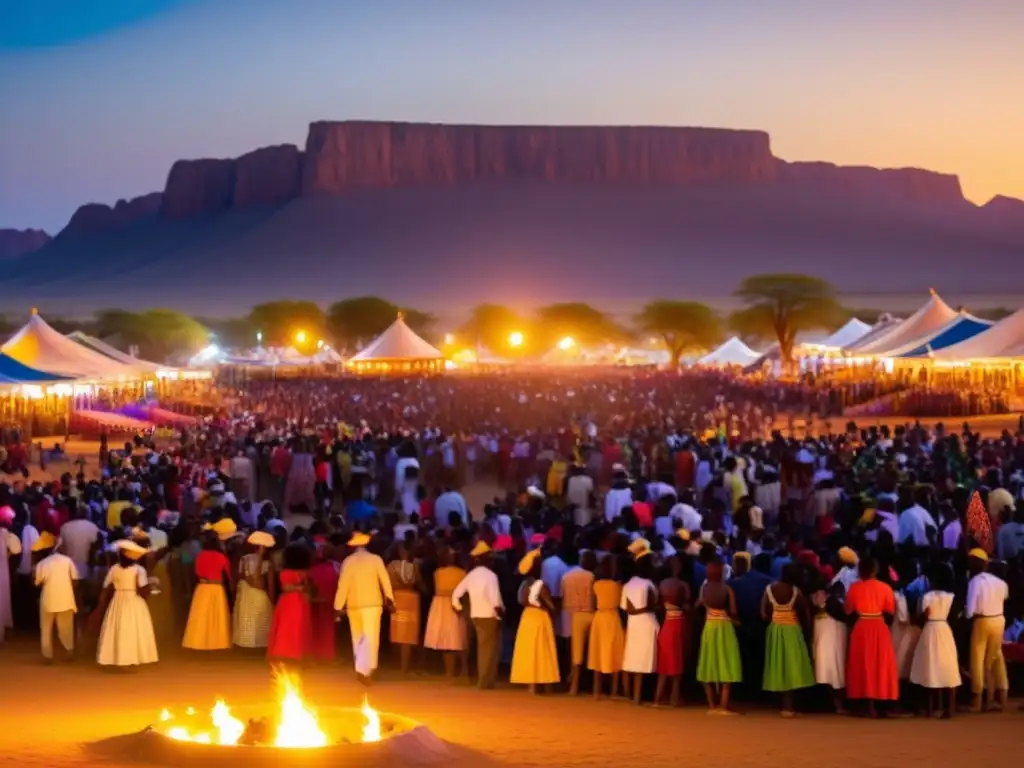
[156,670,380,748]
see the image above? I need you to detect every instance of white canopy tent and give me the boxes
[66,331,164,371]
[813,318,872,350]
[2,311,150,380]
[929,309,1024,361]
[698,337,761,367]
[846,291,958,356]
[349,314,444,372]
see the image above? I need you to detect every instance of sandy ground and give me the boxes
[0,638,1016,768]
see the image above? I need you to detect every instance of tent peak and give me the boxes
[30,307,38,316]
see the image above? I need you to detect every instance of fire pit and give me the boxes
[133,671,444,768]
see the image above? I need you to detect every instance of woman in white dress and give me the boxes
[0,509,22,644]
[811,580,848,713]
[620,540,659,705]
[891,588,921,683]
[96,540,159,667]
[909,565,961,718]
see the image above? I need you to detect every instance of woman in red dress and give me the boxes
[844,556,899,717]
[267,544,313,663]
[308,542,341,661]
[654,555,691,706]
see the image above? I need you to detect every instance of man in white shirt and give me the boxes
[668,493,703,533]
[33,537,79,662]
[965,549,1008,712]
[604,467,632,522]
[334,532,394,683]
[896,502,936,547]
[434,488,469,526]
[565,466,595,527]
[59,505,100,579]
[451,542,504,689]
[540,542,569,636]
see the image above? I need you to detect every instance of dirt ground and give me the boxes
[0,638,1015,768]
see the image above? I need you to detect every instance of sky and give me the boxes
[2,0,1023,233]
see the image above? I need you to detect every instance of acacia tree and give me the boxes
[729,274,843,369]
[534,302,623,349]
[247,300,326,348]
[634,300,722,368]
[456,304,527,353]
[326,296,435,352]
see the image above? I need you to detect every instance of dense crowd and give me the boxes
[2,372,1023,718]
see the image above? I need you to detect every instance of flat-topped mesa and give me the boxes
[0,228,51,259]
[233,144,304,207]
[301,121,778,194]
[776,160,966,205]
[161,158,236,218]
[60,192,163,236]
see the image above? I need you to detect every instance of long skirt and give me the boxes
[813,615,847,689]
[910,622,962,689]
[232,581,273,649]
[268,592,312,661]
[656,612,687,676]
[97,592,159,666]
[390,590,421,646]
[424,595,467,651]
[510,606,560,684]
[587,609,625,674]
[846,618,899,700]
[622,613,659,674]
[696,618,742,684]
[182,583,231,651]
[763,622,815,692]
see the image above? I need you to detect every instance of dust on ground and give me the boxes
[0,639,1016,768]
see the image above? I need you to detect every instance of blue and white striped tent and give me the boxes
[0,353,71,384]
[889,312,993,358]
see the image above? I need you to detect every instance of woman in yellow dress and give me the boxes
[424,546,468,678]
[588,557,625,699]
[510,548,560,693]
[182,520,236,651]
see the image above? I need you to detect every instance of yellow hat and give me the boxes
[733,552,751,567]
[627,538,652,561]
[838,546,859,566]
[114,539,149,560]
[470,540,492,558]
[968,548,989,562]
[203,518,238,540]
[517,548,541,576]
[348,532,371,548]
[247,531,276,548]
[31,531,57,552]
[675,529,691,542]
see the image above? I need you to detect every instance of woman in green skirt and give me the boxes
[696,558,742,714]
[761,564,816,715]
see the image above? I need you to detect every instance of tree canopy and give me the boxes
[534,302,624,349]
[455,304,527,354]
[730,273,843,367]
[634,300,722,367]
[326,296,434,352]
[94,308,208,362]
[247,300,326,349]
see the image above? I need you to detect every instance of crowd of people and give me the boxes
[1,371,1023,719]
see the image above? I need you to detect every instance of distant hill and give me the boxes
[1,121,1022,315]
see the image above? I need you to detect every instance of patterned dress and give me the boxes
[232,554,273,649]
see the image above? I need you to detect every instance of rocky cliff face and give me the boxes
[233,144,303,207]
[30,120,1018,233]
[0,228,51,259]
[776,161,965,205]
[61,192,163,236]
[302,121,778,194]
[161,158,236,218]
